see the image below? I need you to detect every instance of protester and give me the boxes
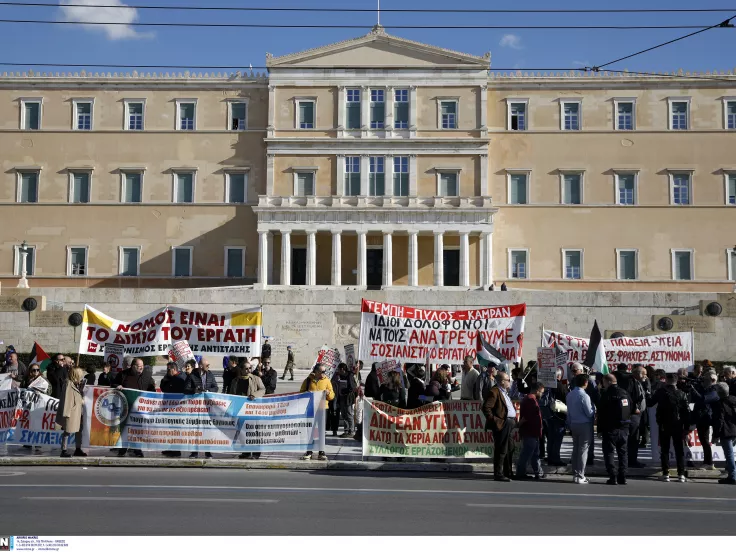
[473,364,496,403]
[56,367,87,458]
[713,382,736,485]
[509,367,529,400]
[482,371,516,482]
[569,362,598,466]
[97,363,114,387]
[46,354,69,400]
[407,365,428,409]
[379,370,406,409]
[23,363,51,394]
[185,359,218,394]
[364,362,381,399]
[723,366,736,397]
[647,372,690,482]
[335,363,356,437]
[223,355,238,395]
[460,355,479,400]
[160,362,187,393]
[516,382,546,480]
[614,363,646,469]
[566,373,594,484]
[260,339,271,362]
[300,364,335,461]
[260,357,278,395]
[228,361,266,459]
[598,374,632,485]
[113,358,155,458]
[3,350,28,384]
[691,371,719,470]
[637,364,653,448]
[540,368,568,467]
[426,365,452,401]
[83,366,96,386]
[280,346,295,381]
[342,362,361,438]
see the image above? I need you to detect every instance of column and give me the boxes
[409,85,418,138]
[408,231,418,286]
[479,84,488,135]
[336,154,345,197]
[409,155,418,197]
[331,230,342,286]
[306,230,317,286]
[459,231,470,287]
[382,231,393,288]
[385,86,395,131]
[280,230,291,286]
[480,232,493,288]
[360,155,369,196]
[357,231,367,287]
[267,85,275,137]
[266,154,275,197]
[257,230,269,286]
[337,86,345,131]
[479,154,489,196]
[433,231,444,286]
[266,231,273,285]
[385,155,394,197]
[361,85,370,136]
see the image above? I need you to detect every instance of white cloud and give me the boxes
[59,0,152,40]
[499,34,522,49]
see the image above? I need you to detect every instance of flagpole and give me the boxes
[541,324,545,347]
[691,326,695,368]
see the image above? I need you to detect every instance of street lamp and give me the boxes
[17,240,30,289]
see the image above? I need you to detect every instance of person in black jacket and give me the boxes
[598,374,632,485]
[647,372,690,482]
[364,363,381,399]
[614,363,647,469]
[379,370,406,408]
[713,382,736,485]
[46,354,69,401]
[160,362,187,394]
[260,340,271,362]
[407,366,428,409]
[113,358,156,458]
[260,358,278,395]
[540,368,568,466]
[184,359,217,459]
[97,363,114,387]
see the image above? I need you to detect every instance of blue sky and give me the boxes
[0,0,734,72]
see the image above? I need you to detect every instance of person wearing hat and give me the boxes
[280,345,295,381]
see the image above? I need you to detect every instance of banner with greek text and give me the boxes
[0,389,62,447]
[649,407,724,463]
[79,305,262,358]
[542,329,694,373]
[83,387,326,453]
[358,300,526,364]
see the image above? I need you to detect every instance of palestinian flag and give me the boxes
[29,342,51,374]
[583,320,609,375]
[476,333,506,368]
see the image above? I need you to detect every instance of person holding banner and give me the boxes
[47,354,68,401]
[379,370,407,409]
[97,363,114,387]
[483,372,516,482]
[300,364,335,461]
[160,362,187,394]
[229,361,266,460]
[56,367,87,458]
[23,363,51,395]
[364,363,380,399]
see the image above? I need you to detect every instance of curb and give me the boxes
[0,457,725,479]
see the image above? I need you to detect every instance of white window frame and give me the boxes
[559,171,584,205]
[727,248,736,281]
[668,97,691,131]
[393,88,409,129]
[294,97,317,129]
[68,169,92,204]
[437,98,459,130]
[16,169,40,203]
[671,249,694,281]
[723,97,736,130]
[175,99,197,131]
[292,169,317,196]
[724,171,736,206]
[118,246,141,277]
[225,170,249,204]
[66,245,89,277]
[668,170,694,206]
[224,246,246,278]
[120,169,145,203]
[506,98,529,131]
[172,170,197,203]
[507,248,529,280]
[506,170,531,204]
[392,155,409,196]
[559,99,582,131]
[123,99,146,131]
[613,98,636,131]
[227,99,248,131]
[72,98,94,131]
[616,248,639,281]
[369,88,386,130]
[614,171,639,205]
[20,97,43,130]
[436,170,461,197]
[13,244,36,277]
[562,248,584,280]
[172,246,194,277]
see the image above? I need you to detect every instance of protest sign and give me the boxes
[315,346,341,379]
[0,389,62,447]
[536,347,557,389]
[344,344,356,370]
[0,388,18,443]
[171,340,195,370]
[79,304,262,358]
[0,374,11,391]
[358,300,526,364]
[376,360,403,385]
[83,387,326,454]
[104,343,125,373]
[28,376,50,394]
[649,406,724,463]
[542,329,694,373]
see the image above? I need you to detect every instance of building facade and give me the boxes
[2,26,736,292]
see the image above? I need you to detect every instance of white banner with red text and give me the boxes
[0,388,63,447]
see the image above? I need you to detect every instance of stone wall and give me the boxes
[1,286,734,367]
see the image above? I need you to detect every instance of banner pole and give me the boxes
[541,324,545,347]
[691,326,695,368]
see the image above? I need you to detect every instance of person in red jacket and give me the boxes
[516,381,546,480]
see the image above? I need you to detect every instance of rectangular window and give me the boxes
[295,172,315,196]
[369,156,385,196]
[225,247,245,278]
[394,89,409,129]
[393,156,409,196]
[230,102,246,130]
[15,245,35,276]
[728,174,736,205]
[298,100,315,129]
[562,102,580,130]
[173,247,192,277]
[616,102,634,130]
[672,173,691,205]
[178,102,196,130]
[74,101,92,130]
[617,173,636,205]
[22,100,41,130]
[510,250,528,279]
[126,102,144,131]
[70,172,90,204]
[344,156,361,196]
[673,250,693,281]
[509,102,526,131]
[564,250,582,280]
[174,172,194,203]
[18,171,38,203]
[618,250,637,280]
[508,173,528,204]
[729,250,736,281]
[439,172,458,197]
[69,247,87,276]
[122,172,142,203]
[440,101,457,129]
[727,100,736,130]
[120,247,140,277]
[370,89,385,129]
[227,172,247,203]
[671,101,689,130]
[346,89,361,129]
[562,174,582,204]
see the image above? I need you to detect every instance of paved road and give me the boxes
[1,467,735,535]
